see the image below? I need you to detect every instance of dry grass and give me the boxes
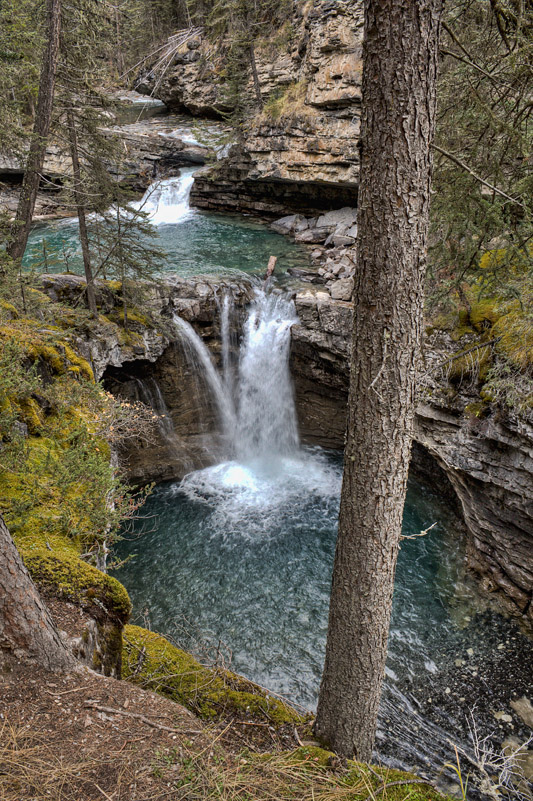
[0,716,446,801]
[0,633,449,801]
[152,746,443,801]
[0,722,94,801]
[258,81,316,123]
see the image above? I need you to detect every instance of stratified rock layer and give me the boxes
[140,1,363,215]
[291,289,533,627]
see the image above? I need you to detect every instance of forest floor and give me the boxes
[0,597,453,801]
[0,659,455,801]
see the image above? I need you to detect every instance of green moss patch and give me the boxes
[427,277,532,414]
[18,532,131,624]
[123,625,303,725]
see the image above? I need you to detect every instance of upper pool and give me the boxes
[23,169,310,282]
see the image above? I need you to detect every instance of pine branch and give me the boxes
[432,143,527,208]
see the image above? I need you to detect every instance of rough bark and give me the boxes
[313,0,442,761]
[67,107,98,315]
[249,42,263,107]
[7,0,61,262]
[0,514,74,672]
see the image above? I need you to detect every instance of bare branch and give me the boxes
[432,144,527,208]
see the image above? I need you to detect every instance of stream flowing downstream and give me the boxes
[23,168,310,280]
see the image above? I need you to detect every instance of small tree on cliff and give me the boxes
[0,514,74,672]
[313,0,443,760]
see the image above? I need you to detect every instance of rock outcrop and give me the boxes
[290,289,533,627]
[0,105,219,217]
[140,1,363,215]
[40,273,253,485]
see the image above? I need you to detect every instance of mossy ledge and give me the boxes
[18,532,131,624]
[122,624,305,726]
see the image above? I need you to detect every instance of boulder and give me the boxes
[331,234,355,247]
[295,228,329,244]
[329,277,354,301]
[270,214,304,234]
[316,207,357,231]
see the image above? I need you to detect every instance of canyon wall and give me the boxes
[291,289,533,628]
[41,275,532,628]
[138,1,363,215]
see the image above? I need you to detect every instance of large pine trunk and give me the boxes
[0,515,74,672]
[313,0,442,761]
[7,0,61,262]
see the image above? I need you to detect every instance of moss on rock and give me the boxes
[123,624,304,725]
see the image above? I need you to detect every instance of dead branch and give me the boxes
[431,144,526,208]
[84,702,202,735]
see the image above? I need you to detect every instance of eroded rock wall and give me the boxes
[140,1,363,215]
[291,289,533,627]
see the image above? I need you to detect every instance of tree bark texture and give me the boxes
[67,107,98,315]
[0,514,74,672]
[249,42,263,107]
[7,0,61,262]
[314,0,442,761]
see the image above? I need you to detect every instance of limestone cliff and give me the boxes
[138,1,363,215]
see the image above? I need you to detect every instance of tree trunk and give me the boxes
[67,107,98,315]
[0,515,74,672]
[116,205,128,331]
[7,0,61,262]
[313,0,442,761]
[249,42,263,107]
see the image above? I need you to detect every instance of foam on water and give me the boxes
[178,449,341,539]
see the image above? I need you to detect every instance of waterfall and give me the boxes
[133,168,196,225]
[173,315,237,444]
[173,288,338,534]
[130,376,183,455]
[219,292,234,400]
[174,289,298,462]
[139,377,175,437]
[235,293,299,461]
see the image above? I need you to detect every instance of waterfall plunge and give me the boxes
[235,293,299,462]
[174,290,339,535]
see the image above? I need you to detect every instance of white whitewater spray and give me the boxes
[133,168,196,225]
[174,289,339,536]
[235,292,299,461]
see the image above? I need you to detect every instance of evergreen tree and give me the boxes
[0,0,43,150]
[314,0,443,761]
[430,0,533,306]
[7,0,61,263]
[48,0,166,313]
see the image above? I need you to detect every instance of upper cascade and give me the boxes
[132,168,196,225]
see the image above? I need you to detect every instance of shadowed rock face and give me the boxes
[40,274,253,484]
[290,289,533,629]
